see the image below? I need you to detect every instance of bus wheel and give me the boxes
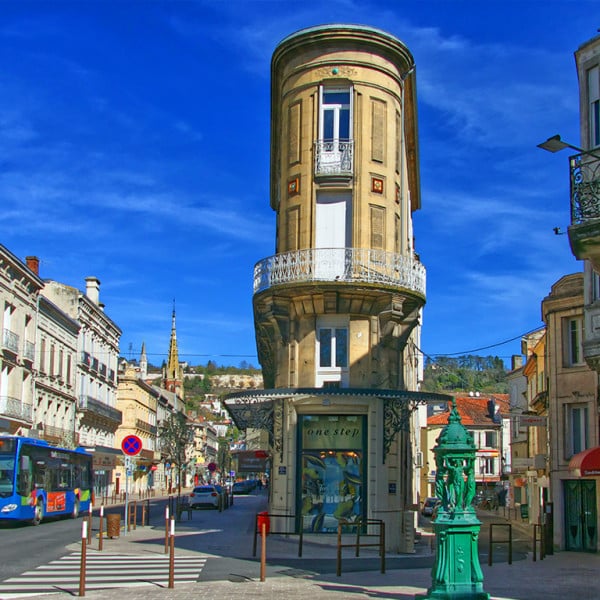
[71,499,80,519]
[32,500,44,526]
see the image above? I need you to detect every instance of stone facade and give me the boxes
[0,246,43,434]
[542,273,599,550]
[226,24,431,553]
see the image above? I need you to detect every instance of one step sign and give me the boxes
[121,434,143,456]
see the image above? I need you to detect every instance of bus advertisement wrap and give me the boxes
[0,436,93,525]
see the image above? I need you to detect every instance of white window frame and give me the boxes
[564,317,584,367]
[319,86,352,143]
[315,316,349,388]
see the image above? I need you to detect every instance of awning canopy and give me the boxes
[569,446,600,477]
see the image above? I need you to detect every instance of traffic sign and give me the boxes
[121,434,143,456]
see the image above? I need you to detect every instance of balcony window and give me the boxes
[315,86,353,176]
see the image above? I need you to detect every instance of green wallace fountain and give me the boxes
[416,397,490,600]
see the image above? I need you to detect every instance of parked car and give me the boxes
[421,497,441,517]
[232,480,252,495]
[189,485,220,509]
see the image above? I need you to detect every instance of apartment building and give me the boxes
[42,276,122,483]
[0,246,43,434]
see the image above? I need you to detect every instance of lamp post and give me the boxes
[537,134,600,160]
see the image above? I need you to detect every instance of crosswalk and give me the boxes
[1,552,207,598]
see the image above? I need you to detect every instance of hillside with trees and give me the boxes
[421,355,508,394]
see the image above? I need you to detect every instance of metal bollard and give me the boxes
[79,519,87,596]
[168,517,175,589]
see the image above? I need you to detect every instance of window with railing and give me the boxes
[315,86,353,176]
[2,328,19,353]
[23,340,35,362]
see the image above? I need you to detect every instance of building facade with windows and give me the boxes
[42,277,122,488]
[33,295,80,448]
[542,272,599,551]
[115,362,160,495]
[225,24,447,552]
[424,394,509,502]
[0,246,43,434]
[519,330,549,525]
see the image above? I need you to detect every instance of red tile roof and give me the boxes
[427,394,509,427]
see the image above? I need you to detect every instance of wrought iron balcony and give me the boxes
[314,139,353,176]
[2,328,19,354]
[570,151,600,223]
[254,247,426,297]
[0,395,32,422]
[23,340,35,362]
[135,418,157,435]
[39,424,78,448]
[78,395,122,425]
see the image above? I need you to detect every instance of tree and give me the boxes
[158,412,194,498]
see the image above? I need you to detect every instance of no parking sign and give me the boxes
[121,435,143,456]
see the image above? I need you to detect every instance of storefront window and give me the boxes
[298,414,365,532]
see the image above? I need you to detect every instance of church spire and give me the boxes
[139,341,148,380]
[163,300,183,399]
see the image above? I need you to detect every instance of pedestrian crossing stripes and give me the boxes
[1,552,207,598]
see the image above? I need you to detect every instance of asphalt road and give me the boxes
[0,491,530,590]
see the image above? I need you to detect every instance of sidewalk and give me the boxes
[23,499,600,600]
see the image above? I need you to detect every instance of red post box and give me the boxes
[257,511,270,536]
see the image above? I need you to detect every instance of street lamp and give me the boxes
[538,134,600,160]
[537,134,583,154]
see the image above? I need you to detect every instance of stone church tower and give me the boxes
[162,306,184,400]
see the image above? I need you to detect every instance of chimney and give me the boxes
[511,355,523,370]
[85,276,101,305]
[26,256,40,276]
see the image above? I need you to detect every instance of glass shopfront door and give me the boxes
[297,414,366,533]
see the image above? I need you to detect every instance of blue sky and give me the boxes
[1,0,594,368]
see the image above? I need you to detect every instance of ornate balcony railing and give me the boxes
[136,418,157,435]
[23,340,35,362]
[78,395,122,425]
[570,151,600,223]
[314,139,353,176]
[254,248,426,296]
[2,328,19,354]
[39,424,78,448]
[0,395,32,422]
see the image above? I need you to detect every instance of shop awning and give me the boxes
[569,446,600,477]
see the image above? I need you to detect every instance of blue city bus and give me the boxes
[0,436,93,525]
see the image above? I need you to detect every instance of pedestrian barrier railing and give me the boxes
[488,523,512,566]
[336,518,385,576]
[251,513,385,581]
[252,512,304,557]
[96,489,156,506]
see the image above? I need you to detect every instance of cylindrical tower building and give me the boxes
[226,24,442,552]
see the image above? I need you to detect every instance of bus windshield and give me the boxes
[0,457,15,497]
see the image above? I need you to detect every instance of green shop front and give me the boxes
[224,388,449,552]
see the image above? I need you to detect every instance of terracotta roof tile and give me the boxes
[427,394,509,427]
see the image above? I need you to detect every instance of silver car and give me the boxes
[189,485,220,509]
